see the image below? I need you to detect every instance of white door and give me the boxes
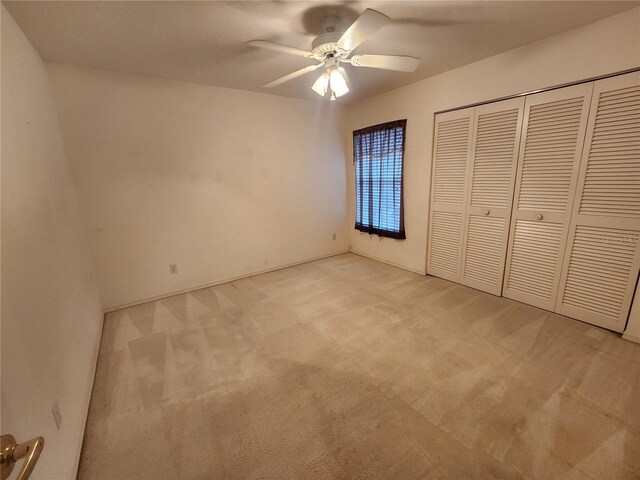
[427,108,474,282]
[503,83,594,310]
[556,72,640,332]
[460,97,525,295]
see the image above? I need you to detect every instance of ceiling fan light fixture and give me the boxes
[312,72,330,96]
[251,8,420,98]
[329,68,349,97]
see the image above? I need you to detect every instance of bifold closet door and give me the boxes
[556,72,640,332]
[427,108,474,282]
[503,83,593,310]
[459,98,525,295]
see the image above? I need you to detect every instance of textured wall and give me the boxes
[46,63,349,309]
[1,6,104,479]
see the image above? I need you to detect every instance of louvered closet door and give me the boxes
[427,108,474,282]
[556,72,640,332]
[503,83,593,310]
[460,98,525,295]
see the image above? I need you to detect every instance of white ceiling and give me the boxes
[4,1,639,103]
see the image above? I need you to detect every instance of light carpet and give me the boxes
[78,253,640,479]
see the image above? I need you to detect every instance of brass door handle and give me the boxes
[1,434,44,480]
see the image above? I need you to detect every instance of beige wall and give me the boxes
[46,64,349,309]
[345,7,640,275]
[1,6,104,480]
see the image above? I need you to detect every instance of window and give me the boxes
[353,119,406,239]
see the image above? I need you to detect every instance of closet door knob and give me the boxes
[484,209,490,216]
[536,213,543,220]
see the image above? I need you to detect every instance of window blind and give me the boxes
[353,119,406,239]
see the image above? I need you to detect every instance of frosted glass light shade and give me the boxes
[311,73,329,96]
[329,69,349,97]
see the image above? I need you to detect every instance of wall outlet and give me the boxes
[52,401,62,430]
[169,264,178,274]
[332,233,336,240]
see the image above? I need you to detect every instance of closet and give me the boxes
[427,98,524,293]
[556,73,640,332]
[427,70,640,332]
[427,107,473,283]
[460,98,524,295]
[503,83,593,311]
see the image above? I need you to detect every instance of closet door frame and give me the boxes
[555,72,640,331]
[459,97,525,295]
[427,107,474,283]
[502,83,594,311]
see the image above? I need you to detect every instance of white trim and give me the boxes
[435,67,640,115]
[104,250,350,312]
[622,332,640,344]
[349,248,426,275]
[71,311,105,478]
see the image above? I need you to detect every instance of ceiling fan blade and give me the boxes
[263,64,323,88]
[337,9,390,53]
[349,54,420,72]
[248,40,313,58]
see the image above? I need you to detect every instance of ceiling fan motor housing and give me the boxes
[311,33,346,61]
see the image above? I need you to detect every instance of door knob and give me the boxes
[536,213,543,220]
[1,434,44,480]
[483,209,490,216]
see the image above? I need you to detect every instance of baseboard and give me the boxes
[349,249,426,275]
[622,332,640,344]
[71,310,105,479]
[104,250,350,312]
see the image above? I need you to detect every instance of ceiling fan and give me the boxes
[248,9,420,100]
